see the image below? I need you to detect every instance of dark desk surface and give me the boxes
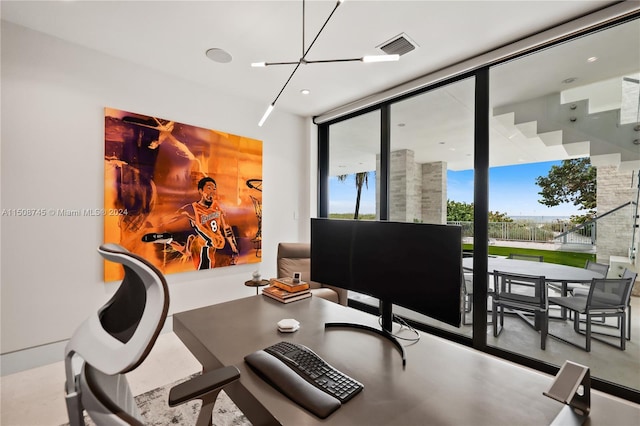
[173,295,639,425]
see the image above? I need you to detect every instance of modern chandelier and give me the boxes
[254,0,399,126]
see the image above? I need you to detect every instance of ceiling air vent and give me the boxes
[377,33,418,56]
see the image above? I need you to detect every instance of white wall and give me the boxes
[0,22,314,373]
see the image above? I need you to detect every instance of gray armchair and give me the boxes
[492,270,549,350]
[549,276,634,351]
[508,253,544,262]
[277,242,348,305]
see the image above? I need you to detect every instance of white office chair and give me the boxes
[64,243,239,425]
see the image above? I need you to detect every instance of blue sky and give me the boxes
[329,160,583,217]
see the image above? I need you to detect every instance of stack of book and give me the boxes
[262,277,312,303]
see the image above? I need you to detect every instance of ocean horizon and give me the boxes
[510,215,572,222]
[330,214,576,223]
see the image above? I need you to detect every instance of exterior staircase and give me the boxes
[492,74,640,171]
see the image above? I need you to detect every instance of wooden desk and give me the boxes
[173,296,639,425]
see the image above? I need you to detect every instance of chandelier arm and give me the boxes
[264,61,303,66]
[304,58,361,64]
[271,61,304,105]
[269,0,343,104]
[301,0,342,62]
[258,0,345,126]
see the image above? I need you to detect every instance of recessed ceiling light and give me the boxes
[562,77,577,84]
[300,89,310,95]
[587,56,598,63]
[205,48,232,63]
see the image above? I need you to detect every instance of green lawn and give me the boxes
[463,244,595,268]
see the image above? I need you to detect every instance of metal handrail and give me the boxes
[553,201,635,240]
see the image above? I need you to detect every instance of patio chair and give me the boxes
[548,276,634,352]
[585,260,610,276]
[462,272,473,325]
[561,260,610,296]
[505,254,543,292]
[492,270,548,350]
[508,253,544,262]
[572,268,637,341]
[462,270,494,326]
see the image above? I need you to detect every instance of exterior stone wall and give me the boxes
[421,162,447,224]
[388,149,447,224]
[596,166,639,266]
[390,149,421,222]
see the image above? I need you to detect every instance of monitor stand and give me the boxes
[325,300,406,366]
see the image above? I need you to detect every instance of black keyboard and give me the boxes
[244,341,363,418]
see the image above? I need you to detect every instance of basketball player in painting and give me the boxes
[144,177,239,269]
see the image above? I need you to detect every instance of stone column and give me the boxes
[596,166,639,265]
[389,149,421,222]
[422,161,447,224]
[388,149,447,224]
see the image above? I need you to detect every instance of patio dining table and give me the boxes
[462,257,606,319]
[462,257,604,285]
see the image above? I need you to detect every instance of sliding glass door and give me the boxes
[387,78,475,337]
[327,111,380,221]
[488,18,640,393]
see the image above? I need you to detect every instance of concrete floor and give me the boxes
[394,294,640,391]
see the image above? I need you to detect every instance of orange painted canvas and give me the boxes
[104,108,262,281]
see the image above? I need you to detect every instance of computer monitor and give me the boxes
[311,218,462,362]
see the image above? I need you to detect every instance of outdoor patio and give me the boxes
[381,289,640,392]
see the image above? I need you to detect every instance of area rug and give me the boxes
[62,373,251,425]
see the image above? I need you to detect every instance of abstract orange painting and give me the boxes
[104,108,262,281]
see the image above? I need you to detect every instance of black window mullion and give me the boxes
[379,105,390,221]
[317,124,329,218]
[472,68,490,349]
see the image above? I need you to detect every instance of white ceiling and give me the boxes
[2,1,638,175]
[0,0,624,118]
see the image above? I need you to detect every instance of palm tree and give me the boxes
[337,171,370,219]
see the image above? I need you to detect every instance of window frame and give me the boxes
[316,11,640,403]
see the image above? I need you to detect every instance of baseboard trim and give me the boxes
[1,316,174,376]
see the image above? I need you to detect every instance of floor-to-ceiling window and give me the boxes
[328,111,380,220]
[488,18,640,393]
[318,14,639,402]
[386,78,476,337]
